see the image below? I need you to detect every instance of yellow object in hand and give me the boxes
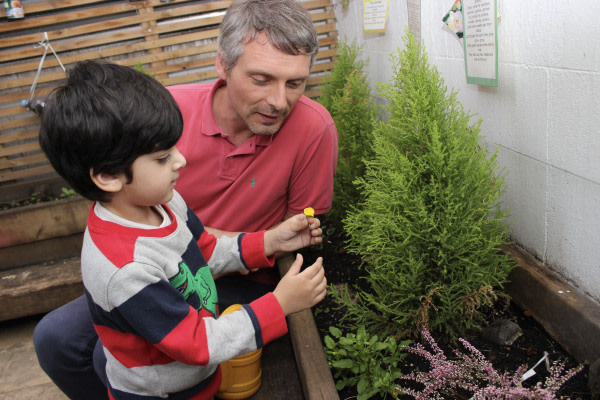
[303,207,314,218]
[217,304,262,399]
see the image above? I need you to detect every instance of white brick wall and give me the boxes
[333,0,600,302]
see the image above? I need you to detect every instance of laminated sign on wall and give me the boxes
[363,0,389,33]
[461,0,498,86]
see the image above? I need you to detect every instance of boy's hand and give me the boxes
[273,254,326,316]
[263,214,322,256]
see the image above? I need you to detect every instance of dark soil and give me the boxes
[0,192,67,211]
[299,220,591,400]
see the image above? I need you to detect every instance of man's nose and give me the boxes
[266,82,287,111]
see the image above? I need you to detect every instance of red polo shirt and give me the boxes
[169,80,338,233]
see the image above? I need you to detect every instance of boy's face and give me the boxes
[216,31,311,136]
[123,146,187,207]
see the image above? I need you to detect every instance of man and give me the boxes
[33,1,338,398]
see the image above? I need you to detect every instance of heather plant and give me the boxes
[318,39,376,225]
[337,29,514,341]
[324,325,410,400]
[395,326,584,400]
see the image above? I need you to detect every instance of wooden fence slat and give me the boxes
[0,153,46,169]
[300,0,334,9]
[0,105,33,118]
[1,2,230,56]
[0,12,224,63]
[0,115,40,130]
[0,40,332,108]
[0,129,38,144]
[0,25,335,78]
[161,70,219,87]
[1,13,152,52]
[0,0,337,187]
[0,29,221,78]
[6,0,112,15]
[0,164,55,182]
[0,141,41,158]
[0,2,146,35]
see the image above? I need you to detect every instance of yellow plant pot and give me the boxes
[216,304,262,400]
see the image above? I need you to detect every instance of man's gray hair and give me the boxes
[217,0,319,71]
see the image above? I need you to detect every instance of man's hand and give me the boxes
[263,214,322,256]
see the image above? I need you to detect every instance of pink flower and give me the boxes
[395,326,583,399]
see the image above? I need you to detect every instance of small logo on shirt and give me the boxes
[251,178,255,187]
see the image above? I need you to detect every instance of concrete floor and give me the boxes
[0,314,67,399]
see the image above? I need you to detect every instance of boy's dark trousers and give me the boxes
[33,277,274,399]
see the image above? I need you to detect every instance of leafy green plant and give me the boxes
[59,187,76,198]
[337,29,515,342]
[318,39,376,225]
[324,325,410,400]
[29,192,42,204]
[133,62,154,78]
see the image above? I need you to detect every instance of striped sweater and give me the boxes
[81,191,287,400]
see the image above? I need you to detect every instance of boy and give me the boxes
[39,60,327,400]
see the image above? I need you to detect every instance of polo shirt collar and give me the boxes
[201,79,225,138]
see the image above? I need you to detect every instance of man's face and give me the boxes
[217,32,312,135]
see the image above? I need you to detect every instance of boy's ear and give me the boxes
[90,168,124,193]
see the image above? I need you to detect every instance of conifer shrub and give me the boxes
[338,30,515,342]
[318,39,376,225]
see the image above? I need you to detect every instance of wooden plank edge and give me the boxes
[0,233,83,271]
[502,244,600,364]
[0,196,90,248]
[277,254,339,400]
[0,258,83,322]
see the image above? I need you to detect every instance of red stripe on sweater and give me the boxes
[94,324,175,368]
[158,307,211,365]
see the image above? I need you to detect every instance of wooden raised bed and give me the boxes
[0,179,90,322]
[278,255,339,400]
[503,244,600,365]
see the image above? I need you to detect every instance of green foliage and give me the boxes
[318,39,376,225]
[29,192,42,204]
[339,29,515,342]
[133,62,154,78]
[27,187,75,204]
[60,187,76,198]
[318,38,367,112]
[324,325,410,400]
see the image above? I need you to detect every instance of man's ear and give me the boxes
[90,168,124,193]
[215,51,228,80]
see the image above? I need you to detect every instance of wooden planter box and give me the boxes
[503,244,600,365]
[0,184,91,322]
